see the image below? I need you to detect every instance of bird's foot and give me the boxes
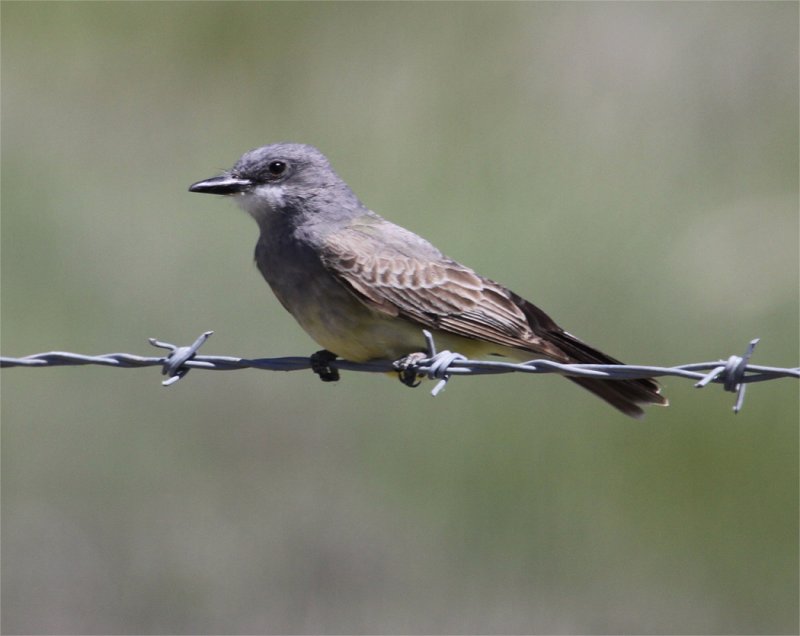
[310,349,340,382]
[394,352,427,388]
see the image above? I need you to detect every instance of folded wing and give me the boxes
[319,221,568,360]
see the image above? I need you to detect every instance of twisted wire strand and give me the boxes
[2,331,797,413]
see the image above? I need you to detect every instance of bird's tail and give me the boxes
[509,292,668,419]
[547,329,668,419]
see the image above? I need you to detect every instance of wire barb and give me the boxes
[2,332,797,413]
[693,338,760,413]
[416,330,469,396]
[148,331,214,386]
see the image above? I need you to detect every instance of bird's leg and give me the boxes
[394,352,427,388]
[310,349,340,382]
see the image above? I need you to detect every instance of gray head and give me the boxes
[189,143,362,223]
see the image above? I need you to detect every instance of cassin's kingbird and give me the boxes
[189,143,667,418]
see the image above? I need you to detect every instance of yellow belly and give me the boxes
[298,307,518,363]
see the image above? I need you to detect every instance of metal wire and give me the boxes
[2,330,797,413]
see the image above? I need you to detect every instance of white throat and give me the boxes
[237,184,287,219]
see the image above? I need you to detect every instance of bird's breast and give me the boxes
[253,234,420,360]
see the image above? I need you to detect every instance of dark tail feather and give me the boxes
[508,291,668,418]
[549,330,668,419]
[568,376,664,419]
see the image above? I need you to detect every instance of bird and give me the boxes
[189,143,667,418]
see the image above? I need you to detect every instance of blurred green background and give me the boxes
[2,2,797,634]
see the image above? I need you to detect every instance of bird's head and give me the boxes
[189,143,356,223]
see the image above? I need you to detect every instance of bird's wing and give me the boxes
[319,222,568,359]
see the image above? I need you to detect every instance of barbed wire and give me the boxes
[2,331,797,413]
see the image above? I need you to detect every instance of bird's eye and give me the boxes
[268,160,287,176]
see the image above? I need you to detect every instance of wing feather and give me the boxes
[320,221,565,358]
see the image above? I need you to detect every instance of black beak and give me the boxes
[189,174,252,195]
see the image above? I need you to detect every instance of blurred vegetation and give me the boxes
[2,2,797,634]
